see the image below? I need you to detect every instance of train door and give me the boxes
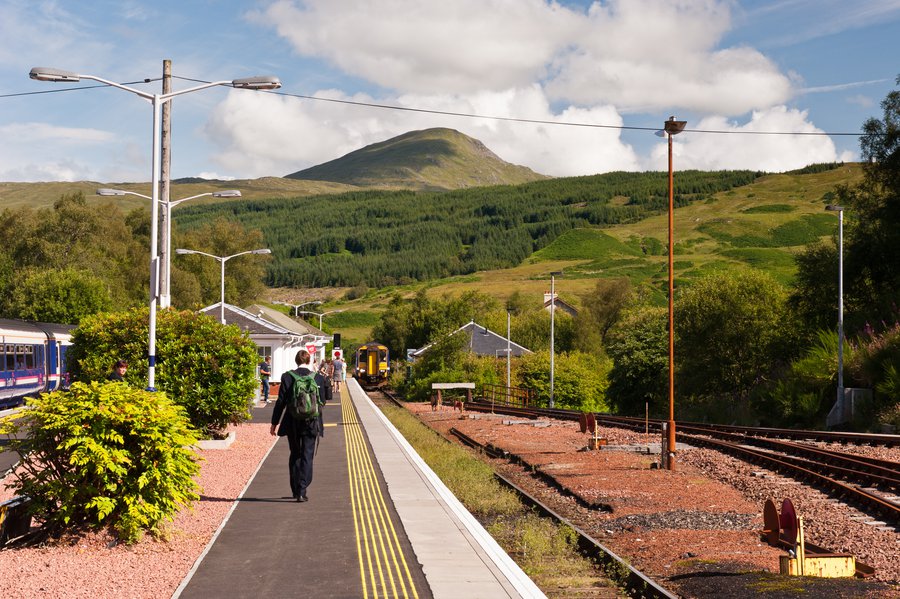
[367,349,378,380]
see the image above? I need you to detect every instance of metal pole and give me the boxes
[220,257,226,325]
[837,209,844,403]
[159,59,172,309]
[147,96,162,392]
[507,311,511,390]
[550,274,555,409]
[666,127,676,471]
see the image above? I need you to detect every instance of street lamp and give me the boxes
[825,205,845,406]
[297,309,345,330]
[175,248,272,324]
[274,300,323,318]
[32,66,280,391]
[97,188,242,309]
[664,115,686,471]
[549,271,563,409]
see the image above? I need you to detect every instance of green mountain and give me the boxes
[285,127,548,190]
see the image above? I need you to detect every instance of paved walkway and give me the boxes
[173,378,545,599]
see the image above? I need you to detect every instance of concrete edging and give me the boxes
[195,431,236,450]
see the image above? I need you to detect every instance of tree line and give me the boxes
[176,170,761,288]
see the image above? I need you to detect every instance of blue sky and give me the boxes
[1,0,898,182]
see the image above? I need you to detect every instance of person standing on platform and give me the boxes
[258,356,272,404]
[269,349,328,502]
[332,354,345,394]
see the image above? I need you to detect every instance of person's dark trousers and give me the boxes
[287,431,317,498]
[261,380,269,399]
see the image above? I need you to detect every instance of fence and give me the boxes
[481,384,535,408]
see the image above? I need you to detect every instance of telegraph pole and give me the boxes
[159,59,173,308]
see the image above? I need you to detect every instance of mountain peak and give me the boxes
[285,128,547,190]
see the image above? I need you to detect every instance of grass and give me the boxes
[379,402,622,597]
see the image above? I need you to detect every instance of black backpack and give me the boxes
[286,371,320,420]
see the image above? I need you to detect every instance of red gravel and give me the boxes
[406,402,900,598]
[0,421,275,599]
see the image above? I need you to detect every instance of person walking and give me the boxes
[258,356,272,404]
[332,354,345,394]
[269,349,328,502]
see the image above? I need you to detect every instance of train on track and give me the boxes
[355,342,389,386]
[0,319,73,410]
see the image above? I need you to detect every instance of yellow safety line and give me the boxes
[343,393,420,599]
[344,399,370,599]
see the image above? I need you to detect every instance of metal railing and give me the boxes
[481,384,535,408]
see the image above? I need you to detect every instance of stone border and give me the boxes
[195,430,236,450]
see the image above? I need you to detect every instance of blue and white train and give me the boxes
[0,319,73,410]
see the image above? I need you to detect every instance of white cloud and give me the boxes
[249,0,581,94]
[0,122,125,182]
[253,0,794,115]
[205,85,640,178]
[648,106,855,172]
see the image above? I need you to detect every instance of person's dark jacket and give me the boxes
[271,366,330,437]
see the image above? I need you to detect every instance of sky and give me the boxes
[1,0,899,183]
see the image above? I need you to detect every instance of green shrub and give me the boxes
[67,307,258,436]
[0,382,200,543]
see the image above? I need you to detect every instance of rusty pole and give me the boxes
[665,116,686,470]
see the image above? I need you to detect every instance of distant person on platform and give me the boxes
[270,349,329,503]
[332,354,345,393]
[107,360,128,382]
[259,356,272,404]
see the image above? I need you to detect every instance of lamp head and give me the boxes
[30,67,80,82]
[251,249,272,255]
[231,76,281,90]
[212,190,242,198]
[175,249,194,255]
[96,188,126,196]
[664,116,687,136]
[825,205,844,212]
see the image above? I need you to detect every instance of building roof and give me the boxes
[411,320,531,359]
[199,302,327,344]
[247,304,326,337]
[542,293,578,318]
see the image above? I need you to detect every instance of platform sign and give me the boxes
[332,349,342,360]
[306,344,317,356]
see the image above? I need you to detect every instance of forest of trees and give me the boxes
[177,170,761,288]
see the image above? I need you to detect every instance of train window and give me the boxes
[0,348,5,372]
[5,345,14,371]
[23,345,35,370]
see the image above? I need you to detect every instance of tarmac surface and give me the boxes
[173,378,546,599]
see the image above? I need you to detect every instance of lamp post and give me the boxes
[664,115,686,471]
[175,248,272,324]
[31,67,281,391]
[97,188,242,309]
[297,309,345,330]
[274,300,323,318]
[549,271,563,409]
[825,205,844,405]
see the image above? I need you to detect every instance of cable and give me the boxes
[3,73,869,137]
[173,75,866,137]
[0,78,163,100]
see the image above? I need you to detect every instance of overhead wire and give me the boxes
[3,73,869,137]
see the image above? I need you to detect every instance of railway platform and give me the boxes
[173,377,544,599]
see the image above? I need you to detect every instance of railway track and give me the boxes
[368,389,676,598]
[464,400,900,525]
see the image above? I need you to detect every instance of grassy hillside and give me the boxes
[0,177,358,212]
[286,127,548,190]
[312,164,863,344]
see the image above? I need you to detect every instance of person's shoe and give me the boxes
[297,495,308,503]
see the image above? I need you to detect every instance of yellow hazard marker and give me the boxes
[343,396,420,599]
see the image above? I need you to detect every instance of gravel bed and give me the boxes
[408,403,900,597]
[0,421,275,599]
